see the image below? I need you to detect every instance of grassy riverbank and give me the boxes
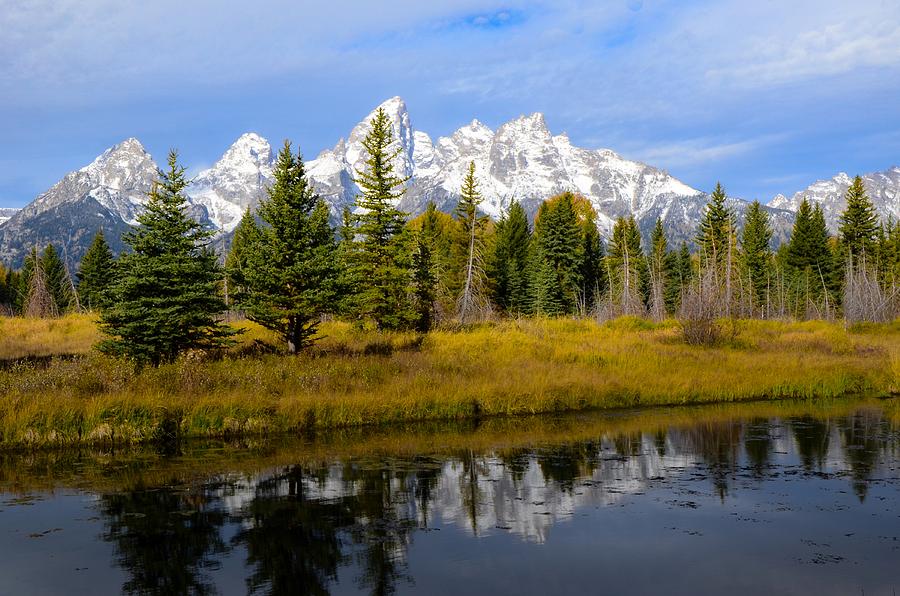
[0,314,896,448]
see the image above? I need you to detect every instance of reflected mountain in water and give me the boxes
[0,400,897,596]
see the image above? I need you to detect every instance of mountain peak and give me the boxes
[216,132,272,168]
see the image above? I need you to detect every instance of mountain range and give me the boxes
[0,96,897,267]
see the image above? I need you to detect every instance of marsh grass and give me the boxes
[0,315,896,448]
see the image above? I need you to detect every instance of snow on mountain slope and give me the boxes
[305,97,710,240]
[187,132,274,233]
[13,138,157,226]
[7,95,897,268]
[769,167,900,233]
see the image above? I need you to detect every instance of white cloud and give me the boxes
[628,134,789,168]
[706,21,900,87]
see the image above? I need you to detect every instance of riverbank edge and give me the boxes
[0,315,896,450]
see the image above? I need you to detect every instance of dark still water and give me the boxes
[0,399,899,595]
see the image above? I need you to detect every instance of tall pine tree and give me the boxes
[696,182,734,267]
[839,175,879,260]
[648,218,671,318]
[740,201,773,306]
[455,161,489,322]
[99,150,234,366]
[224,208,261,308]
[411,229,437,332]
[77,230,116,311]
[239,141,339,353]
[579,214,604,312]
[490,201,531,315]
[345,107,412,330]
[530,193,583,315]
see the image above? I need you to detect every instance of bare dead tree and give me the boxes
[844,255,894,324]
[24,259,58,319]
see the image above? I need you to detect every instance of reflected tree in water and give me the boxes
[349,464,416,596]
[840,410,884,502]
[231,465,351,596]
[101,483,227,595]
[790,415,831,472]
[537,441,601,492]
[743,419,774,477]
[675,422,741,498]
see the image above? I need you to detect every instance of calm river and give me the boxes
[0,398,898,595]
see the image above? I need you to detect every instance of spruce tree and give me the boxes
[648,218,670,318]
[411,230,437,332]
[696,182,734,266]
[740,201,773,305]
[490,201,531,314]
[238,142,339,353]
[224,208,261,308]
[579,214,604,311]
[785,200,835,315]
[346,107,412,330]
[99,150,234,366]
[40,244,75,314]
[530,193,583,315]
[839,175,879,260]
[455,161,488,322]
[77,230,116,311]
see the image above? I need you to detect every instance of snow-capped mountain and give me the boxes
[308,97,708,236]
[0,138,158,266]
[306,97,794,244]
[187,132,274,233]
[769,166,900,233]
[1,95,894,268]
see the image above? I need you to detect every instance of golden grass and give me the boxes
[0,314,896,448]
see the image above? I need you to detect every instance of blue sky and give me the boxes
[2,0,899,207]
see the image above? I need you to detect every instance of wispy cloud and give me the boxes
[628,134,789,169]
[1,0,899,205]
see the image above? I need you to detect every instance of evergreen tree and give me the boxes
[40,244,75,313]
[224,208,261,308]
[455,161,489,322]
[99,150,234,366]
[696,182,735,266]
[411,230,437,332]
[407,202,459,316]
[878,218,900,288]
[740,201,773,305]
[77,230,116,311]
[239,141,339,353]
[490,201,531,314]
[345,107,412,330]
[786,199,834,309]
[648,218,671,317]
[530,193,583,315]
[579,214,604,312]
[839,175,879,260]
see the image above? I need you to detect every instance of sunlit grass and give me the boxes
[0,314,896,447]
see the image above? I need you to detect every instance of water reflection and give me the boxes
[1,400,898,595]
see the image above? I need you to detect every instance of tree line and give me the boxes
[5,108,899,362]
